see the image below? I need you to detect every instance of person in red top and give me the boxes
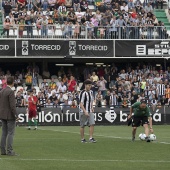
[131,8,137,19]
[17,0,26,10]
[67,76,77,92]
[28,89,38,130]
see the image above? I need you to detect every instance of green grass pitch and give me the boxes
[0,125,170,170]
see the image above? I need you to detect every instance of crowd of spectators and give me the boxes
[0,62,170,110]
[1,0,169,38]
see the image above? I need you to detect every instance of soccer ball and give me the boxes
[149,134,156,141]
[139,133,146,141]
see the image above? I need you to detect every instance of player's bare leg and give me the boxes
[132,127,137,141]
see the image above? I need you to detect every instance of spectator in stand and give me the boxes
[155,0,163,9]
[71,100,77,108]
[90,14,99,38]
[90,72,99,82]
[25,71,33,90]
[104,90,111,107]
[38,92,47,107]
[17,0,27,11]
[49,92,58,104]
[68,8,77,24]
[49,78,57,90]
[145,2,153,13]
[1,18,11,38]
[97,76,107,98]
[58,81,67,93]
[68,76,77,92]
[61,21,69,37]
[157,80,165,101]
[98,24,105,39]
[57,92,65,104]
[58,3,67,13]
[98,2,106,14]
[80,0,88,12]
[3,1,12,17]
[40,15,48,37]
[18,18,25,38]
[52,9,59,23]
[128,0,134,9]
[160,95,167,105]
[65,0,73,9]
[154,73,161,82]
[16,91,24,107]
[45,99,54,107]
[165,84,170,102]
[59,8,68,24]
[117,15,126,39]
[25,15,34,38]
[42,0,49,10]
[120,2,128,12]
[76,8,84,23]
[150,95,157,111]
[73,0,80,12]
[74,21,80,38]
[96,10,102,24]
[48,0,57,10]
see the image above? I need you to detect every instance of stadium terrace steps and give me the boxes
[154,9,170,29]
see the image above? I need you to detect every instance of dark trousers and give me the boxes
[1,29,9,38]
[1,120,16,154]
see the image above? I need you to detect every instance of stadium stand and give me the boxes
[0,0,170,39]
[1,62,170,109]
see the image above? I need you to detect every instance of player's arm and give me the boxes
[128,106,133,119]
[80,102,89,116]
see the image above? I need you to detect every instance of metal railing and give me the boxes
[0,25,169,39]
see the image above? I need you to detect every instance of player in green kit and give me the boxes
[128,100,151,142]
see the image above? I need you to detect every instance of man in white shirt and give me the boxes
[58,81,67,93]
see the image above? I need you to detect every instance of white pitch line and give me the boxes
[38,128,170,144]
[0,158,170,163]
[38,128,131,140]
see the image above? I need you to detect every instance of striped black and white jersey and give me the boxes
[144,86,150,97]
[157,84,165,96]
[79,90,93,113]
[147,78,154,85]
[110,94,118,106]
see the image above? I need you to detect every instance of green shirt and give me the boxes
[132,102,150,117]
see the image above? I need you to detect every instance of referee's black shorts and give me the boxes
[132,116,149,127]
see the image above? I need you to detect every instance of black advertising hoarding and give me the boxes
[115,40,170,57]
[68,40,114,57]
[17,107,63,126]
[0,40,15,57]
[15,107,168,126]
[16,40,114,57]
[16,40,68,57]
